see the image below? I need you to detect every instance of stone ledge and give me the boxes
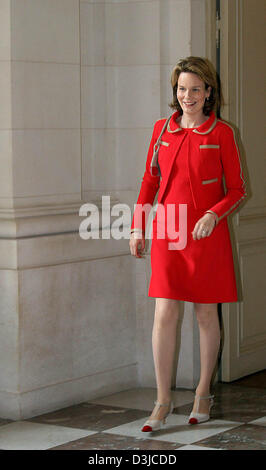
[0,232,131,270]
[0,364,138,420]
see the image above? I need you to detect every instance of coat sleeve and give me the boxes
[204,123,247,225]
[131,121,161,235]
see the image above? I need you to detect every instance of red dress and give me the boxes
[131,110,247,304]
[149,127,238,303]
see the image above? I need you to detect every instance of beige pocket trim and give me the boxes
[160,140,170,147]
[199,144,220,149]
[202,177,218,185]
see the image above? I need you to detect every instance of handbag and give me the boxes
[150,114,172,177]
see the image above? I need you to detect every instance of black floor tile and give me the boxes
[28,403,148,431]
[194,424,266,450]
[50,432,183,451]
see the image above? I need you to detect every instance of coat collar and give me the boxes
[167,109,217,135]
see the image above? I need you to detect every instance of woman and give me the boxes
[129,57,247,432]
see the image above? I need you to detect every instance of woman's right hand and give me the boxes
[129,231,146,258]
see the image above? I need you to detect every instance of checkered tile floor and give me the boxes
[0,372,265,450]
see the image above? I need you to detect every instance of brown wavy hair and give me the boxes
[168,56,224,117]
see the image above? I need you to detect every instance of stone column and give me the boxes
[0,0,207,420]
[0,0,136,420]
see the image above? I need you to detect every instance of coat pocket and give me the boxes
[202,177,219,185]
[199,144,220,149]
[198,145,222,179]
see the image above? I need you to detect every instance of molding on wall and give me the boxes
[0,195,122,238]
[0,363,138,420]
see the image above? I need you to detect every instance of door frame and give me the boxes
[206,0,243,382]
[205,0,266,381]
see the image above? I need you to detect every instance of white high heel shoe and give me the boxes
[188,394,214,425]
[141,400,174,432]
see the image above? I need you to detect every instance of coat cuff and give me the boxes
[204,210,218,226]
[130,228,144,235]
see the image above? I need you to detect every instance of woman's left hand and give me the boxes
[192,213,216,240]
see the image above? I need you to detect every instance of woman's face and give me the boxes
[176,72,211,115]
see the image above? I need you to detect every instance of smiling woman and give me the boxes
[176,74,211,122]
[129,56,247,433]
[169,56,223,118]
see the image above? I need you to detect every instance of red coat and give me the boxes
[131,110,248,303]
[131,110,247,235]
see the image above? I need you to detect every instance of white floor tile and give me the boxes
[88,387,195,411]
[102,414,242,445]
[248,416,266,427]
[0,421,97,450]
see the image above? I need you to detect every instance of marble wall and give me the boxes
[0,0,206,419]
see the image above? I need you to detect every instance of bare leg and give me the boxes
[193,302,220,413]
[148,298,180,421]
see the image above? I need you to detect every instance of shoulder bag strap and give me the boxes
[150,115,172,176]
